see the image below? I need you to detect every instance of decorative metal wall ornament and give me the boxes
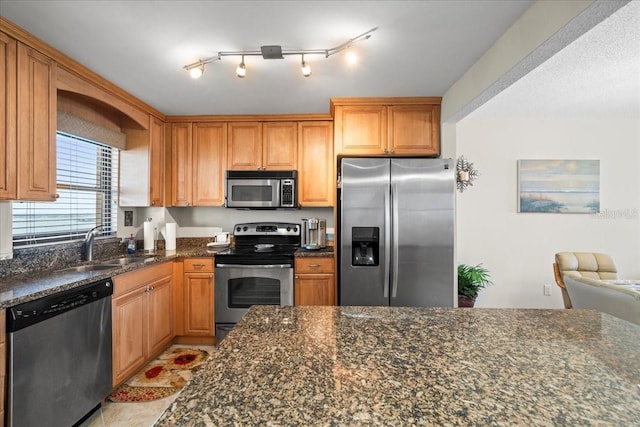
[456,156,480,192]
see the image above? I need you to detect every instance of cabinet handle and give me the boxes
[307,264,320,268]
[193,263,205,268]
[295,275,299,279]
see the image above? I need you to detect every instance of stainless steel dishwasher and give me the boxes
[7,278,113,427]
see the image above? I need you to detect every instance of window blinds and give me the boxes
[12,132,119,246]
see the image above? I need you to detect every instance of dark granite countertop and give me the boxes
[156,305,640,426]
[295,246,334,257]
[0,245,225,309]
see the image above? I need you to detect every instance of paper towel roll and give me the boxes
[144,221,155,251]
[164,223,177,251]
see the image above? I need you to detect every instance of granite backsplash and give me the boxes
[0,237,217,280]
[0,238,125,279]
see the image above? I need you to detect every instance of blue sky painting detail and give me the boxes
[518,160,600,213]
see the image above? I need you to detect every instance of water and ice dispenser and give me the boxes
[351,227,379,266]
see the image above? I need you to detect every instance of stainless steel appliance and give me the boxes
[226,170,297,209]
[215,222,300,340]
[7,278,113,427]
[301,217,327,250]
[339,158,455,307]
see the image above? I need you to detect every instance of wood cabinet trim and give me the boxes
[166,114,332,123]
[0,32,17,200]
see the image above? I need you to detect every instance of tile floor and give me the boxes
[81,344,216,427]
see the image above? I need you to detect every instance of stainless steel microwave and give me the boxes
[225,170,297,209]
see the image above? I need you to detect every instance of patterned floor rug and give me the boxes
[108,347,209,403]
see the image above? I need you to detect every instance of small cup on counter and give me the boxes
[214,232,230,243]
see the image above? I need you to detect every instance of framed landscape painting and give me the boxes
[517,160,600,213]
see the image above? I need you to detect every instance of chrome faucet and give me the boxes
[82,225,103,261]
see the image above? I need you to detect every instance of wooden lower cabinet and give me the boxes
[112,262,173,387]
[174,258,215,338]
[295,256,336,306]
[184,258,214,336]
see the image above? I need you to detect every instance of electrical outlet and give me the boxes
[543,284,551,296]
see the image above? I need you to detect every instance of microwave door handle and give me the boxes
[215,264,292,269]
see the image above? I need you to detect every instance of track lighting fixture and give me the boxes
[301,54,311,77]
[183,27,377,79]
[236,56,246,78]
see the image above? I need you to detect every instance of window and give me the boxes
[12,132,119,246]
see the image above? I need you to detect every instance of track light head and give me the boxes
[236,56,246,78]
[301,55,311,77]
[188,64,204,79]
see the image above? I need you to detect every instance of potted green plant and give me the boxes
[457,263,493,307]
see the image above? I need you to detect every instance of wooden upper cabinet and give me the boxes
[388,104,440,155]
[170,122,226,207]
[192,122,226,206]
[0,32,17,200]
[228,121,297,170]
[148,116,165,206]
[298,121,333,207]
[333,105,387,155]
[332,98,441,157]
[263,122,297,170]
[16,42,57,201]
[227,122,262,170]
[171,123,192,206]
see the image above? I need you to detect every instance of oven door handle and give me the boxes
[215,263,292,269]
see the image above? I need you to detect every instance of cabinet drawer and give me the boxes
[113,261,173,297]
[184,258,214,272]
[295,257,334,274]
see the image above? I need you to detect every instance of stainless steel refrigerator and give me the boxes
[339,158,454,307]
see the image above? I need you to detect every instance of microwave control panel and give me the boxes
[281,179,295,207]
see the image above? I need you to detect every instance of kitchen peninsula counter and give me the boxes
[156,305,640,426]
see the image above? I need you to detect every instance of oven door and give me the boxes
[226,178,281,208]
[215,263,293,324]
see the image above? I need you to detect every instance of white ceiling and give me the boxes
[0,0,534,116]
[472,0,640,120]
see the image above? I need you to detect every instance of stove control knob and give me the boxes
[293,226,298,232]
[286,226,291,231]
[236,226,241,232]
[243,226,248,231]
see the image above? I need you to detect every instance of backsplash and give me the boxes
[0,238,123,279]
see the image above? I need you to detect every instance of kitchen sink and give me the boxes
[99,257,152,266]
[59,264,119,273]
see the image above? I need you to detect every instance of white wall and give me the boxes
[456,117,640,308]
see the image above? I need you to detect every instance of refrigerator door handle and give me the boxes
[383,183,391,298]
[391,183,399,298]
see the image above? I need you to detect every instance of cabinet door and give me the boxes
[334,105,387,155]
[298,121,333,206]
[149,116,165,206]
[147,275,174,356]
[228,122,262,170]
[0,33,16,200]
[295,274,336,306]
[171,123,192,206]
[16,42,56,201]
[388,105,440,156]
[263,122,297,170]
[112,288,147,386]
[193,122,227,206]
[184,272,214,336]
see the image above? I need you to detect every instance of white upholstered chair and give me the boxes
[553,252,618,309]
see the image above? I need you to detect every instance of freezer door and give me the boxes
[390,158,454,307]
[340,158,390,306]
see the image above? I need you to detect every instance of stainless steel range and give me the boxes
[214,222,300,340]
